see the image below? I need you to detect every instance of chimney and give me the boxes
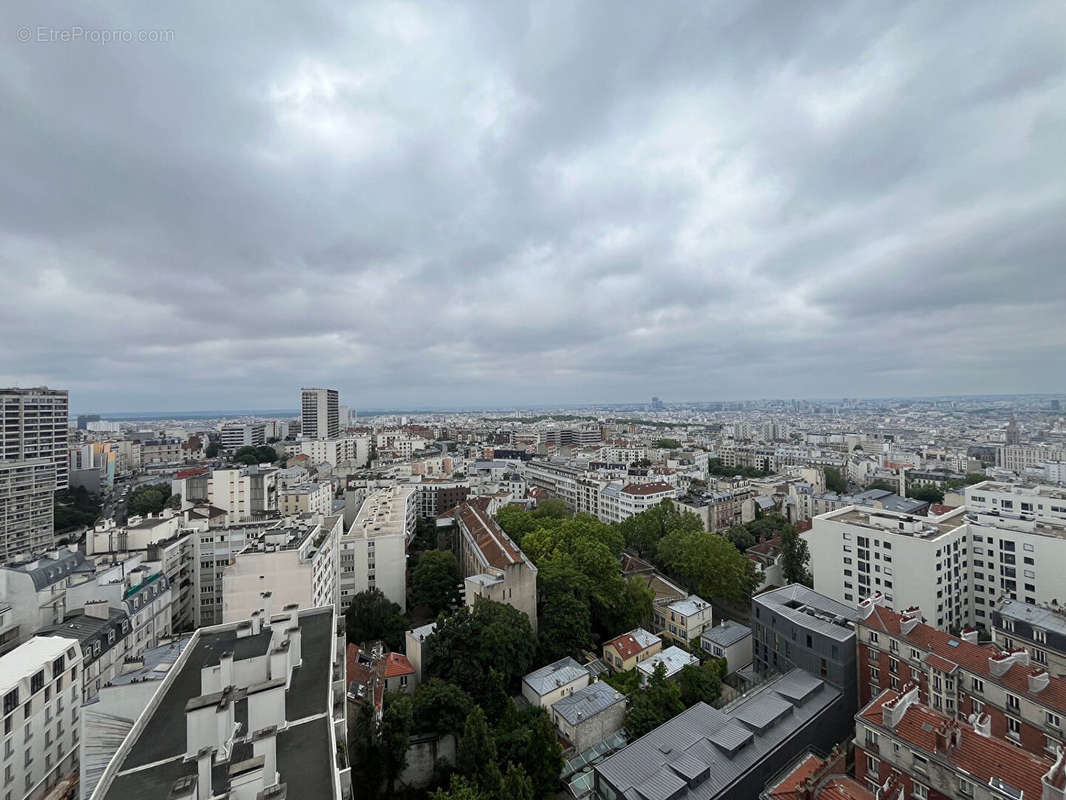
[1042,746,1066,800]
[261,592,273,631]
[960,627,979,644]
[216,688,235,758]
[900,607,922,636]
[270,642,290,687]
[882,684,919,730]
[252,726,279,788]
[1030,669,1051,694]
[220,651,234,690]
[969,712,991,737]
[283,603,299,631]
[989,651,1015,677]
[286,626,302,668]
[1014,647,1031,667]
[237,620,253,640]
[196,746,215,799]
[84,599,110,620]
[257,785,287,800]
[859,594,880,620]
[251,611,262,636]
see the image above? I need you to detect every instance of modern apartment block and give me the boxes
[83,604,348,800]
[0,460,56,562]
[300,387,340,440]
[219,422,266,450]
[807,481,1066,631]
[0,387,69,491]
[278,481,332,516]
[853,686,1066,800]
[339,485,415,612]
[0,636,83,800]
[858,597,1066,759]
[174,466,279,521]
[752,584,858,714]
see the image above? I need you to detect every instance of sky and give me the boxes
[2,2,1065,413]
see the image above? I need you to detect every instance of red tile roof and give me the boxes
[604,630,657,661]
[384,652,415,677]
[861,689,1061,800]
[862,604,1066,713]
[764,752,874,800]
[456,501,525,570]
[929,503,958,515]
[621,482,674,496]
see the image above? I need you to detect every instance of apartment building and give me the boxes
[174,466,278,521]
[653,594,713,645]
[853,686,1066,800]
[339,486,415,612]
[139,438,183,466]
[299,435,369,468]
[859,597,1066,758]
[412,480,470,519]
[300,387,340,440]
[0,548,90,654]
[449,500,538,631]
[0,637,83,800]
[999,444,1066,472]
[0,387,69,491]
[219,422,266,450]
[673,488,751,532]
[992,599,1066,678]
[84,604,347,800]
[278,481,332,516]
[221,514,341,622]
[521,460,580,510]
[0,460,56,562]
[752,584,858,714]
[598,481,678,524]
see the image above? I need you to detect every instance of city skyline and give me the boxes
[3,2,1065,411]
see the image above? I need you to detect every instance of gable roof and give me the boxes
[605,628,660,660]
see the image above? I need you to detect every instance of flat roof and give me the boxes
[755,584,857,642]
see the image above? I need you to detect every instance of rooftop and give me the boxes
[755,584,857,642]
[2,546,92,590]
[0,637,78,694]
[523,657,589,697]
[595,669,841,800]
[636,645,698,678]
[552,681,626,726]
[995,598,1066,637]
[702,620,752,649]
[668,594,711,619]
[605,628,661,661]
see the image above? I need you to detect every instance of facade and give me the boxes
[220,514,341,622]
[858,597,1066,759]
[300,387,340,440]
[700,620,753,674]
[174,466,279,521]
[278,482,332,516]
[551,681,626,753]
[992,598,1066,677]
[520,460,580,510]
[593,669,849,800]
[139,438,183,466]
[653,594,713,645]
[340,486,415,612]
[602,628,662,673]
[521,657,590,709]
[84,604,348,800]
[299,436,369,468]
[752,584,858,715]
[0,636,83,800]
[0,547,92,654]
[219,422,267,450]
[0,460,56,562]
[413,480,470,519]
[853,685,1066,800]
[449,501,538,632]
[599,482,678,525]
[0,387,69,491]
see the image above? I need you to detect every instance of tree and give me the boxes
[127,483,171,516]
[205,441,221,458]
[501,763,534,800]
[618,500,703,557]
[456,707,501,796]
[348,701,384,796]
[707,458,770,479]
[536,562,594,662]
[431,775,483,800]
[607,576,655,633]
[780,526,812,587]
[866,479,898,492]
[493,707,563,800]
[626,662,685,738]
[655,529,761,606]
[677,662,722,707]
[412,679,473,737]
[344,588,407,651]
[907,485,945,504]
[423,599,536,704]
[495,505,542,542]
[724,524,756,552]
[655,438,681,449]
[166,493,182,510]
[532,499,569,520]
[411,550,462,615]
[233,444,279,465]
[824,466,847,493]
[380,693,414,794]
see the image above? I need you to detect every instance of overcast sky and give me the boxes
[2,2,1064,412]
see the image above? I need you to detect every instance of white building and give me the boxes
[339,486,415,611]
[0,460,56,562]
[221,514,341,622]
[299,436,369,468]
[599,481,678,524]
[0,636,83,800]
[0,387,69,491]
[173,466,278,521]
[636,645,699,685]
[278,482,332,516]
[300,387,340,440]
[219,422,266,450]
[521,657,590,709]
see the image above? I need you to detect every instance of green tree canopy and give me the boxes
[424,599,536,704]
[431,775,483,800]
[501,763,535,800]
[380,693,414,794]
[823,466,847,493]
[655,438,681,449]
[780,526,813,587]
[411,679,474,737]
[626,662,685,738]
[707,458,770,479]
[411,549,462,616]
[655,528,761,606]
[456,707,501,796]
[205,441,221,458]
[232,444,279,465]
[907,485,945,504]
[677,662,722,707]
[494,707,563,800]
[344,588,407,651]
[617,500,703,557]
[532,498,569,520]
[127,483,172,517]
[535,561,594,662]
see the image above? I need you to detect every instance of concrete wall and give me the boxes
[556,701,626,753]
[398,733,455,789]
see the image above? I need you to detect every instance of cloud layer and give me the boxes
[3,1,1064,411]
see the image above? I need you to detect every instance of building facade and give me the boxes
[301,387,340,440]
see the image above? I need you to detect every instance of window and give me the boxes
[913,782,929,799]
[1007,694,1020,712]
[958,778,974,797]
[869,632,879,644]
[866,754,879,773]
[972,677,984,693]
[1008,716,1021,739]
[1048,712,1061,728]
